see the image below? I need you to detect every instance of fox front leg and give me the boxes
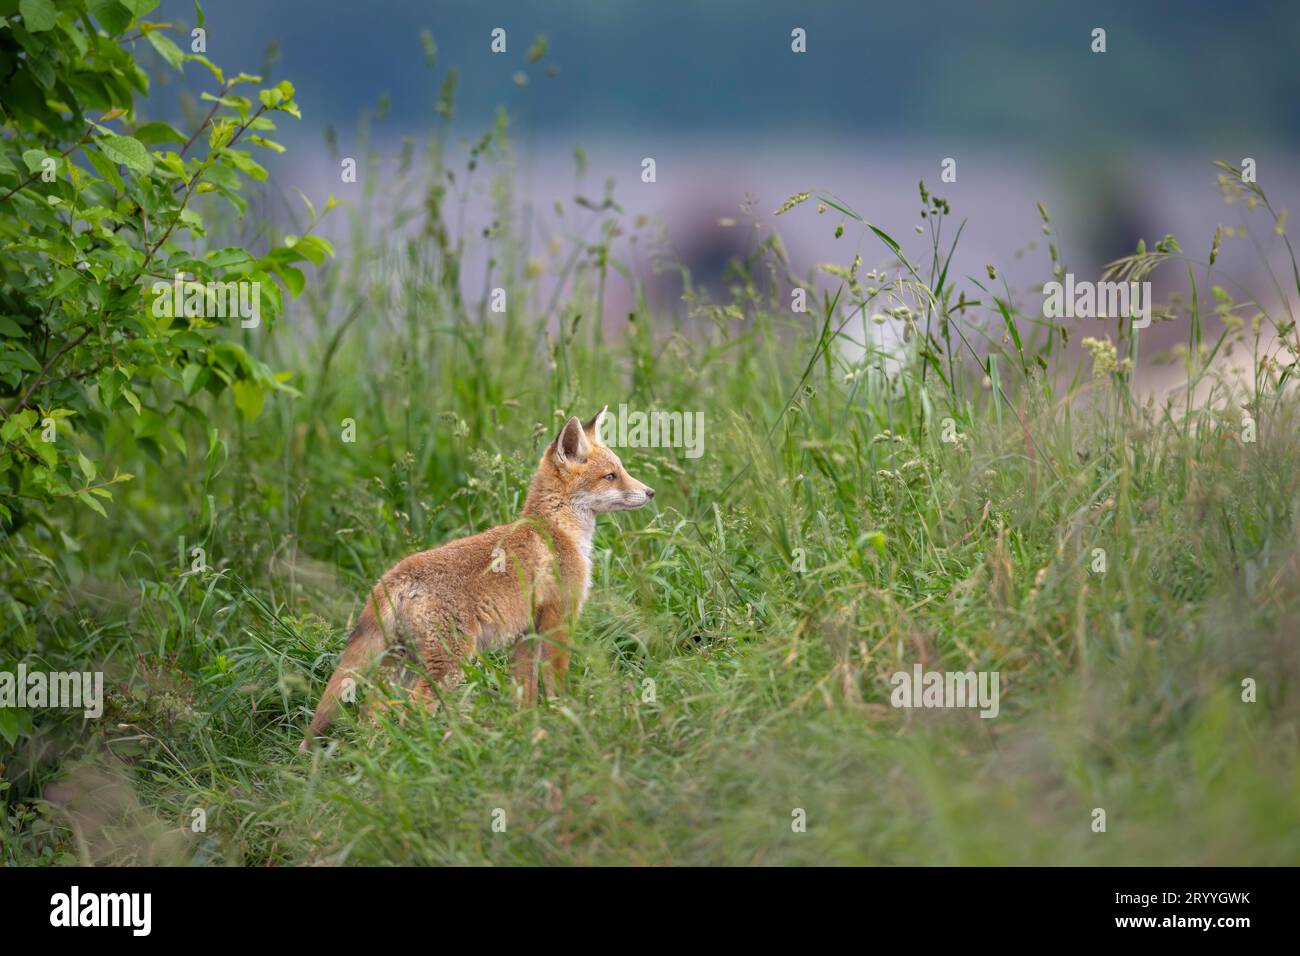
[512,635,540,706]
[536,603,571,699]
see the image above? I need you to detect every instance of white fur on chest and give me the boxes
[573,513,595,610]
[577,552,592,610]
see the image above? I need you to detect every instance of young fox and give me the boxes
[300,406,654,749]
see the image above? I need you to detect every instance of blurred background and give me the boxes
[150,0,1300,356]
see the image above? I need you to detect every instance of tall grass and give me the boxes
[3,114,1299,865]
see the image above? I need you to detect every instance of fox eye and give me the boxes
[603,473,617,481]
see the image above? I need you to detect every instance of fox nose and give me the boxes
[645,487,655,499]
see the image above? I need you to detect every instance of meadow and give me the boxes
[3,114,1300,865]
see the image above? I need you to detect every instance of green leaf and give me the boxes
[185,53,223,84]
[1,409,37,443]
[181,362,204,395]
[19,0,57,33]
[276,264,305,297]
[95,134,155,175]
[868,224,902,257]
[58,17,90,55]
[133,120,187,145]
[0,707,31,746]
[48,268,81,298]
[77,490,108,517]
[29,432,57,468]
[98,368,122,409]
[77,451,96,481]
[121,386,142,414]
[145,29,184,71]
[205,247,254,269]
[226,149,267,181]
[292,235,333,266]
[207,118,235,150]
[89,0,134,37]
[21,148,50,172]
[83,140,126,191]
[232,378,265,420]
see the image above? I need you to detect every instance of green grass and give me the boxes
[3,140,1300,865]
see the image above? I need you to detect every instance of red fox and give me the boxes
[300,406,654,749]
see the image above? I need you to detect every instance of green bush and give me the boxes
[0,0,329,538]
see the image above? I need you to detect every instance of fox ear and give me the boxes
[582,405,609,442]
[553,415,590,466]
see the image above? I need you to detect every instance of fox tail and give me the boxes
[300,605,387,751]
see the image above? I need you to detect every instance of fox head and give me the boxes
[544,406,655,513]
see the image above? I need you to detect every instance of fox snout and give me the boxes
[587,474,654,513]
[620,481,655,510]
[604,464,655,512]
